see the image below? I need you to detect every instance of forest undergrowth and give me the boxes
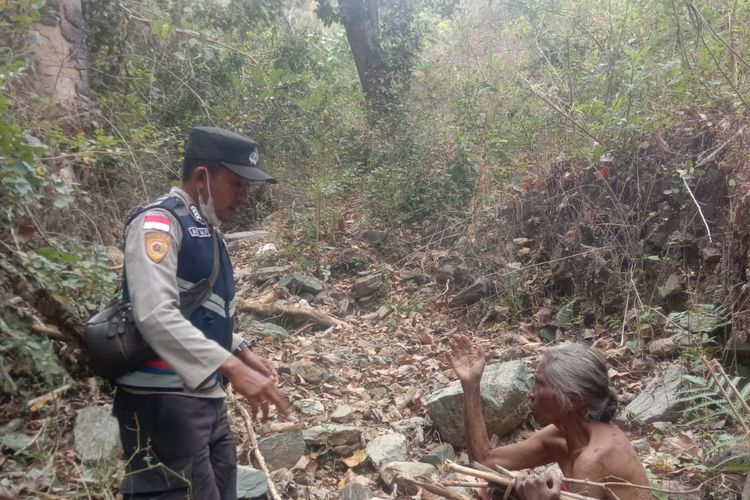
[2,0,750,498]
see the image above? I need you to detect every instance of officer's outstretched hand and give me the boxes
[219,356,292,421]
[238,349,279,384]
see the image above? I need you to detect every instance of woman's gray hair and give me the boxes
[541,343,618,422]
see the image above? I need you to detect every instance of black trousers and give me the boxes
[113,390,237,500]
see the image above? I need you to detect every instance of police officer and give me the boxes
[113,127,292,499]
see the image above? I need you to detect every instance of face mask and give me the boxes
[198,173,222,228]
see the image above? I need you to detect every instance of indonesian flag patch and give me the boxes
[143,214,171,232]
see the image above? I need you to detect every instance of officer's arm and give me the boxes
[125,209,232,390]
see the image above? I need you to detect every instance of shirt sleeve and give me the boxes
[124,208,232,391]
[231,333,246,352]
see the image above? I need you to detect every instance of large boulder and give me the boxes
[365,433,408,468]
[426,361,532,446]
[278,273,325,295]
[257,431,306,471]
[450,280,489,306]
[74,405,120,463]
[236,465,268,499]
[352,273,386,300]
[625,364,685,424]
[338,482,375,500]
[303,424,361,447]
[379,462,436,495]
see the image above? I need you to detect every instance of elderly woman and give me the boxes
[448,334,653,500]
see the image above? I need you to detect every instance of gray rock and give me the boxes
[236,465,268,499]
[335,248,369,276]
[312,291,331,305]
[337,298,353,317]
[421,443,455,466]
[278,273,325,295]
[647,336,680,359]
[399,270,430,285]
[625,364,685,424]
[0,432,32,452]
[247,321,289,341]
[365,433,408,468]
[379,461,436,495]
[294,399,326,416]
[257,431,306,471]
[352,273,386,299]
[435,264,457,285]
[364,230,388,246]
[331,405,354,423]
[662,273,684,298]
[450,280,489,306]
[303,424,361,447]
[701,245,722,265]
[390,417,429,434]
[248,265,292,283]
[706,441,750,469]
[224,230,273,242]
[426,361,532,446]
[74,405,120,463]
[290,360,331,384]
[338,482,374,500]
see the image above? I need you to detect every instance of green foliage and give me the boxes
[0,314,66,389]
[19,244,117,311]
[678,372,750,426]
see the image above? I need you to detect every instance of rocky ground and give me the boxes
[4,111,750,498]
[1,222,747,499]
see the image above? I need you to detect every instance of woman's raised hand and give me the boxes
[447,333,486,384]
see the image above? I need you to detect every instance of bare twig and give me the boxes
[27,384,73,411]
[399,475,473,500]
[448,461,697,497]
[517,73,601,145]
[232,393,283,500]
[695,126,746,168]
[681,176,712,243]
[704,357,750,449]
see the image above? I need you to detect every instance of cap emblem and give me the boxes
[249,149,259,167]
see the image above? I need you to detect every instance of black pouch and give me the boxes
[83,300,155,379]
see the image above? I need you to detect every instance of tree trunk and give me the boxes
[29,0,91,128]
[338,0,392,115]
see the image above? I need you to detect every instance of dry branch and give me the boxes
[239,290,349,329]
[398,475,473,500]
[233,393,283,500]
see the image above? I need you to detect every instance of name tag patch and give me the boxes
[188,227,211,238]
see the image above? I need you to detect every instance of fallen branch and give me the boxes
[27,384,73,411]
[31,323,66,341]
[232,392,283,500]
[695,126,746,168]
[398,475,473,500]
[681,176,713,243]
[239,294,349,330]
[449,462,699,498]
[257,421,305,436]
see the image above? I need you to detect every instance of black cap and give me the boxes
[185,126,277,183]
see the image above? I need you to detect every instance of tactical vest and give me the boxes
[116,194,236,392]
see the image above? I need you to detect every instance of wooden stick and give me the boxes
[232,394,283,500]
[257,421,305,436]
[27,384,73,411]
[239,297,349,329]
[455,462,701,497]
[398,475,473,500]
[447,462,595,500]
[681,176,713,243]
